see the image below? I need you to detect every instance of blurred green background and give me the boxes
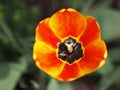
[0,0,120,90]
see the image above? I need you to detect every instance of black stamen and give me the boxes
[58,37,83,64]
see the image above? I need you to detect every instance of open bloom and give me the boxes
[33,8,107,82]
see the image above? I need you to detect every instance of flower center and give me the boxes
[58,37,83,64]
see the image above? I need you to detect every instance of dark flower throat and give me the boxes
[58,37,83,64]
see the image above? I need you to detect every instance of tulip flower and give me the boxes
[33,8,107,82]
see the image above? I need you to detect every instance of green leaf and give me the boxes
[47,79,61,90]
[71,0,84,9]
[63,0,84,9]
[0,56,28,90]
[0,29,7,43]
[99,67,120,90]
[47,79,74,90]
[109,47,120,62]
[81,0,94,13]
[0,17,22,53]
[60,83,74,90]
[88,7,120,41]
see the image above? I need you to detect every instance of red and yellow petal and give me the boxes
[33,41,64,77]
[80,16,101,47]
[58,63,84,82]
[78,39,107,74]
[36,18,61,48]
[49,8,87,38]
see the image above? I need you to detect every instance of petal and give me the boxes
[49,8,87,38]
[36,18,61,48]
[78,39,107,74]
[58,63,84,82]
[33,41,64,77]
[79,16,101,47]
